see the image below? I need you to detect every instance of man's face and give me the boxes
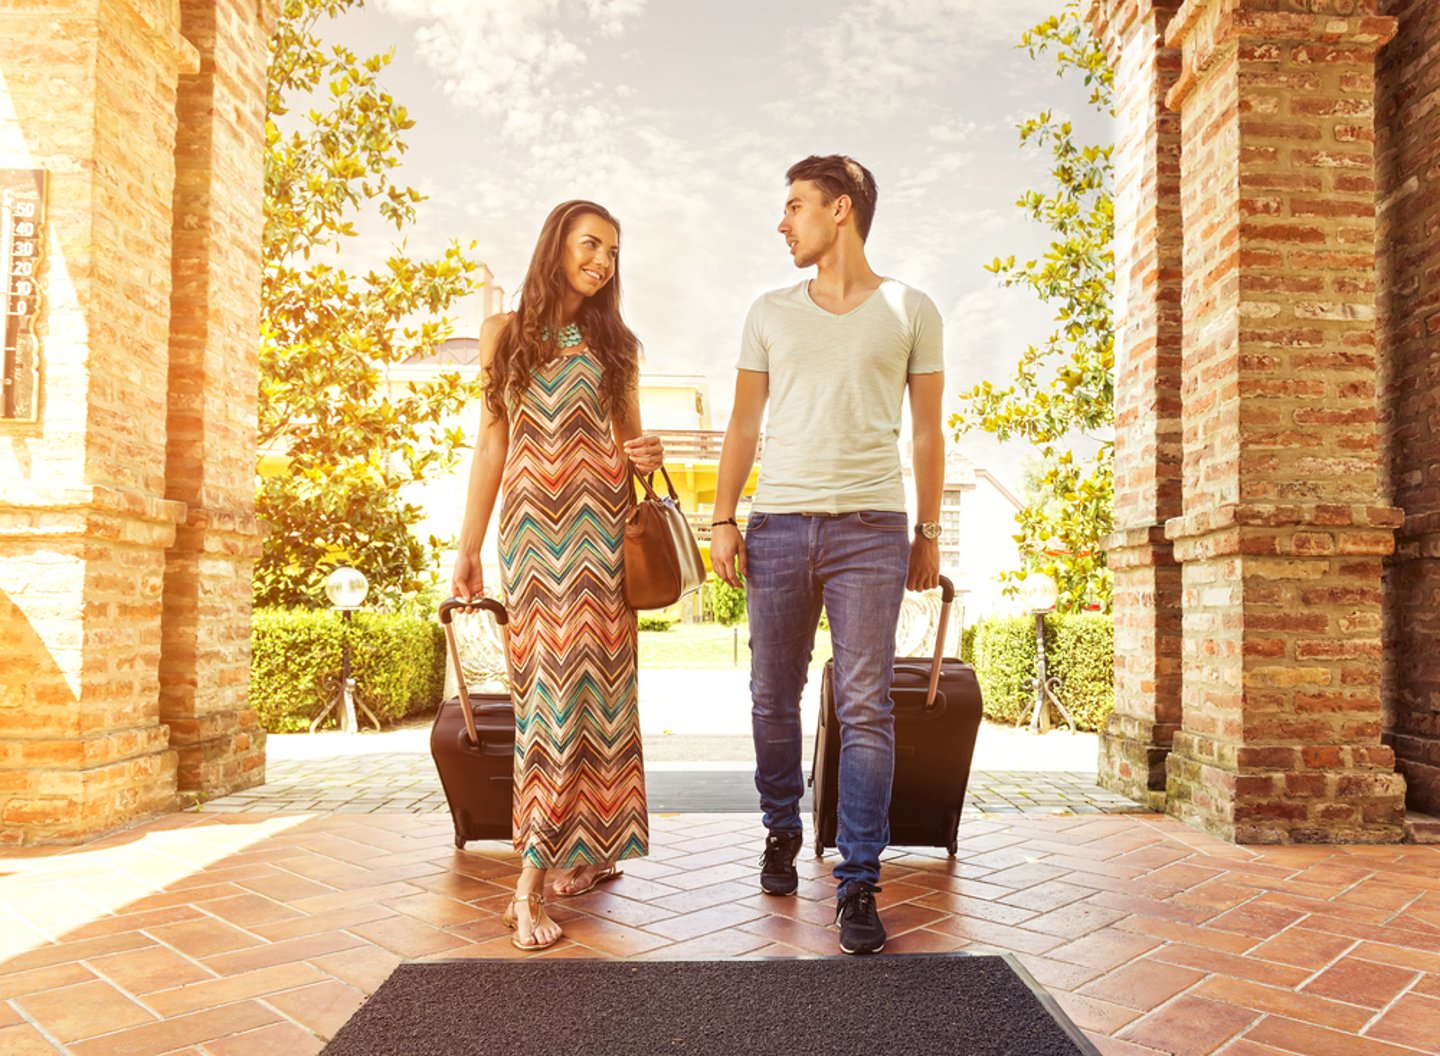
[777,179,839,269]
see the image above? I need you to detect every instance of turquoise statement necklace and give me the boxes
[548,322,582,349]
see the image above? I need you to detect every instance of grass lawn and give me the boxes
[637,622,835,670]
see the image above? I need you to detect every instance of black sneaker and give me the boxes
[836,882,886,955]
[758,830,803,895]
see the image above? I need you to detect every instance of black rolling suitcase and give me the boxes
[433,597,515,850]
[811,575,982,858]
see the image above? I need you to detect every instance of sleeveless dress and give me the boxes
[496,348,649,869]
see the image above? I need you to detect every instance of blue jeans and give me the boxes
[745,511,910,899]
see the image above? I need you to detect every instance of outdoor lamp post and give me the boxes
[1015,571,1076,735]
[310,567,381,733]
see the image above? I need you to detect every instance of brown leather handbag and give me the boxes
[622,464,706,610]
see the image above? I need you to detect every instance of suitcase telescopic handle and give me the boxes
[925,576,956,711]
[439,597,508,626]
[438,596,510,747]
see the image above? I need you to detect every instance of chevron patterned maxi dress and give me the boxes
[497,347,649,869]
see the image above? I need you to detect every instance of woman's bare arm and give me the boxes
[611,376,663,473]
[450,314,511,600]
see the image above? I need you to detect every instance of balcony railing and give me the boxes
[655,430,764,463]
[685,504,754,544]
[654,429,723,462]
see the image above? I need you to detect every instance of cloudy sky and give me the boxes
[317,0,1110,487]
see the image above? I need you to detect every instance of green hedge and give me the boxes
[960,623,978,665]
[251,608,446,733]
[971,613,1113,732]
[706,577,746,626]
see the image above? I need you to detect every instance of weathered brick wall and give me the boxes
[0,0,198,844]
[160,0,271,802]
[1164,0,1405,843]
[1377,0,1440,816]
[1165,2,1246,837]
[1091,0,1186,810]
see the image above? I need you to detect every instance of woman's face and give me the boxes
[561,214,619,299]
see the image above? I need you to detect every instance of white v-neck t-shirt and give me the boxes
[736,278,944,514]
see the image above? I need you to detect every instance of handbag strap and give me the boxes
[628,462,681,504]
[438,596,509,746]
[925,576,955,710]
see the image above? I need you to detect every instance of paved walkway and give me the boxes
[4,810,1440,1055]
[195,722,1144,817]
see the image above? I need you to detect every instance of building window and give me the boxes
[939,488,962,548]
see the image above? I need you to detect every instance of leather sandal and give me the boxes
[553,864,624,898]
[502,893,561,951]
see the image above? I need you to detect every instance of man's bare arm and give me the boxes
[907,371,946,592]
[711,370,769,587]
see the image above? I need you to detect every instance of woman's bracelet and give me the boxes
[711,517,738,529]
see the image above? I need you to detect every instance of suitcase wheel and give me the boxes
[814,840,824,860]
[947,838,958,858]
[454,833,467,851]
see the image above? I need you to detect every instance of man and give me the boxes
[711,155,945,955]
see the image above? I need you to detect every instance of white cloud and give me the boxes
[890,151,977,205]
[927,117,985,145]
[786,0,1060,119]
[377,0,647,142]
[586,0,647,36]
[944,285,1011,393]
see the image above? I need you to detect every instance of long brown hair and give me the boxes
[484,200,640,421]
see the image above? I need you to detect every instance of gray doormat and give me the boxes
[320,954,1099,1056]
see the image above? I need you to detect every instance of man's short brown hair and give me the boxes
[786,155,878,241]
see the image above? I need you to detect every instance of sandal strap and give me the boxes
[512,893,546,907]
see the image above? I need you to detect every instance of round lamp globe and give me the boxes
[1020,572,1058,614]
[324,567,369,611]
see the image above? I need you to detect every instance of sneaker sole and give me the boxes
[838,939,885,955]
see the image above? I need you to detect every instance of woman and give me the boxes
[451,200,662,950]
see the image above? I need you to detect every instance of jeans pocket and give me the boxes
[746,513,770,534]
[855,511,907,532]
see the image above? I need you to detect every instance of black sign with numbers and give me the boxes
[3,168,46,421]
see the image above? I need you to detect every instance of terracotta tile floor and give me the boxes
[2,810,1440,1055]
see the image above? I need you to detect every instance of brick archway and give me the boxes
[0,0,273,845]
[1,0,1436,845]
[1092,0,1437,844]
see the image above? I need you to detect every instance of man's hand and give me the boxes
[711,523,746,588]
[451,551,485,603]
[906,537,940,592]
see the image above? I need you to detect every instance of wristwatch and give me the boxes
[915,521,942,541]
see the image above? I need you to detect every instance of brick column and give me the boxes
[1377,0,1440,816]
[1090,0,1186,811]
[160,0,274,803]
[1163,0,1404,843]
[0,2,199,843]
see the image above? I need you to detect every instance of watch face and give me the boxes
[918,522,941,540]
